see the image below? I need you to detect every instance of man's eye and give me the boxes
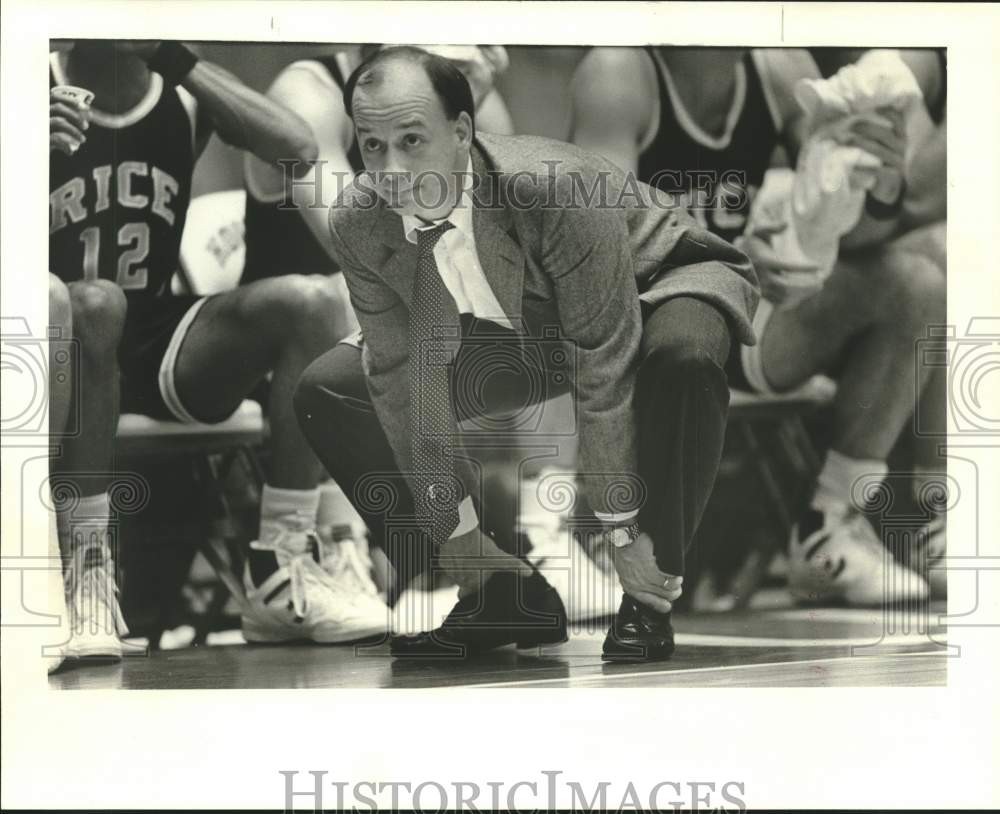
[403,134,422,147]
[363,139,382,152]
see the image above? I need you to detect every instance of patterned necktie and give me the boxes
[410,221,461,547]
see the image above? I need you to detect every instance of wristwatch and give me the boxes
[603,521,641,549]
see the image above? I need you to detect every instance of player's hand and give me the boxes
[611,531,683,614]
[736,223,823,308]
[50,89,89,155]
[834,107,907,204]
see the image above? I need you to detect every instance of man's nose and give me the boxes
[382,151,411,187]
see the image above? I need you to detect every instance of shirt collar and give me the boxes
[402,155,475,245]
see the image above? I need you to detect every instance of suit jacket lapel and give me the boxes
[368,145,527,325]
[370,201,418,305]
[470,144,526,331]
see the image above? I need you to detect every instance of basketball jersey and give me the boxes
[637,49,779,243]
[48,53,196,304]
[242,55,363,282]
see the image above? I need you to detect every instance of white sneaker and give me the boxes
[525,519,621,623]
[241,528,389,644]
[64,545,129,660]
[788,507,929,606]
[391,574,461,636]
[320,533,394,621]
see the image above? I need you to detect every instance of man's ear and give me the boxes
[454,111,473,147]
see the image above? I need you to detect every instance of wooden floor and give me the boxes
[49,599,949,690]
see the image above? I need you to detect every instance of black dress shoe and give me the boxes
[602,594,675,662]
[390,568,567,658]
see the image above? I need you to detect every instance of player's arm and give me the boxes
[255,62,358,257]
[141,42,318,169]
[752,48,822,164]
[569,47,652,175]
[475,88,516,136]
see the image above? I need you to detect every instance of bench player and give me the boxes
[570,47,945,606]
[48,39,388,661]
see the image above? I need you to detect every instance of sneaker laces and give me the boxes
[323,538,379,597]
[845,509,885,552]
[250,526,338,619]
[65,546,128,636]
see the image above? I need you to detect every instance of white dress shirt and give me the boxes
[401,156,635,538]
[401,158,515,331]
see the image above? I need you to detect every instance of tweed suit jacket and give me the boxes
[327,132,758,517]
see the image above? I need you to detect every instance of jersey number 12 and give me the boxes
[79,223,150,289]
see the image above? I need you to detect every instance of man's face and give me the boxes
[352,61,472,220]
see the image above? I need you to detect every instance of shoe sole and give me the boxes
[66,647,122,661]
[242,622,388,645]
[601,645,675,663]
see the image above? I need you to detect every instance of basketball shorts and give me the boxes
[119,294,212,422]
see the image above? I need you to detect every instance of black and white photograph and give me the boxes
[2,2,997,811]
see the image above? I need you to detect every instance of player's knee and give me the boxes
[882,250,947,334]
[48,275,72,333]
[272,274,342,332]
[69,280,127,354]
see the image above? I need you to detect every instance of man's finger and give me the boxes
[748,221,788,240]
[628,590,673,614]
[50,132,82,155]
[50,117,86,143]
[50,102,88,130]
[747,239,822,273]
[850,121,906,157]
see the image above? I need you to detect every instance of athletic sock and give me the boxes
[59,492,113,560]
[317,480,366,541]
[248,485,320,585]
[809,449,889,520]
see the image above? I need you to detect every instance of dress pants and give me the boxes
[293,296,732,593]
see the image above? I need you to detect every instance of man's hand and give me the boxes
[834,107,907,204]
[735,223,823,308]
[50,88,89,155]
[611,531,683,614]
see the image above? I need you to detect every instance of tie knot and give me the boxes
[417,220,454,253]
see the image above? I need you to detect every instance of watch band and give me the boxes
[146,41,199,88]
[605,521,641,548]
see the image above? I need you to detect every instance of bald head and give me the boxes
[344,46,475,134]
[346,47,476,220]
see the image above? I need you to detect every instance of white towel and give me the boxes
[749,50,928,289]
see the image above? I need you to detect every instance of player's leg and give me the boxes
[170,273,386,643]
[53,278,129,658]
[48,274,73,439]
[46,274,74,672]
[890,222,948,597]
[760,245,945,604]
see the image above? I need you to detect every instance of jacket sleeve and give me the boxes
[327,219,416,483]
[541,187,644,518]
